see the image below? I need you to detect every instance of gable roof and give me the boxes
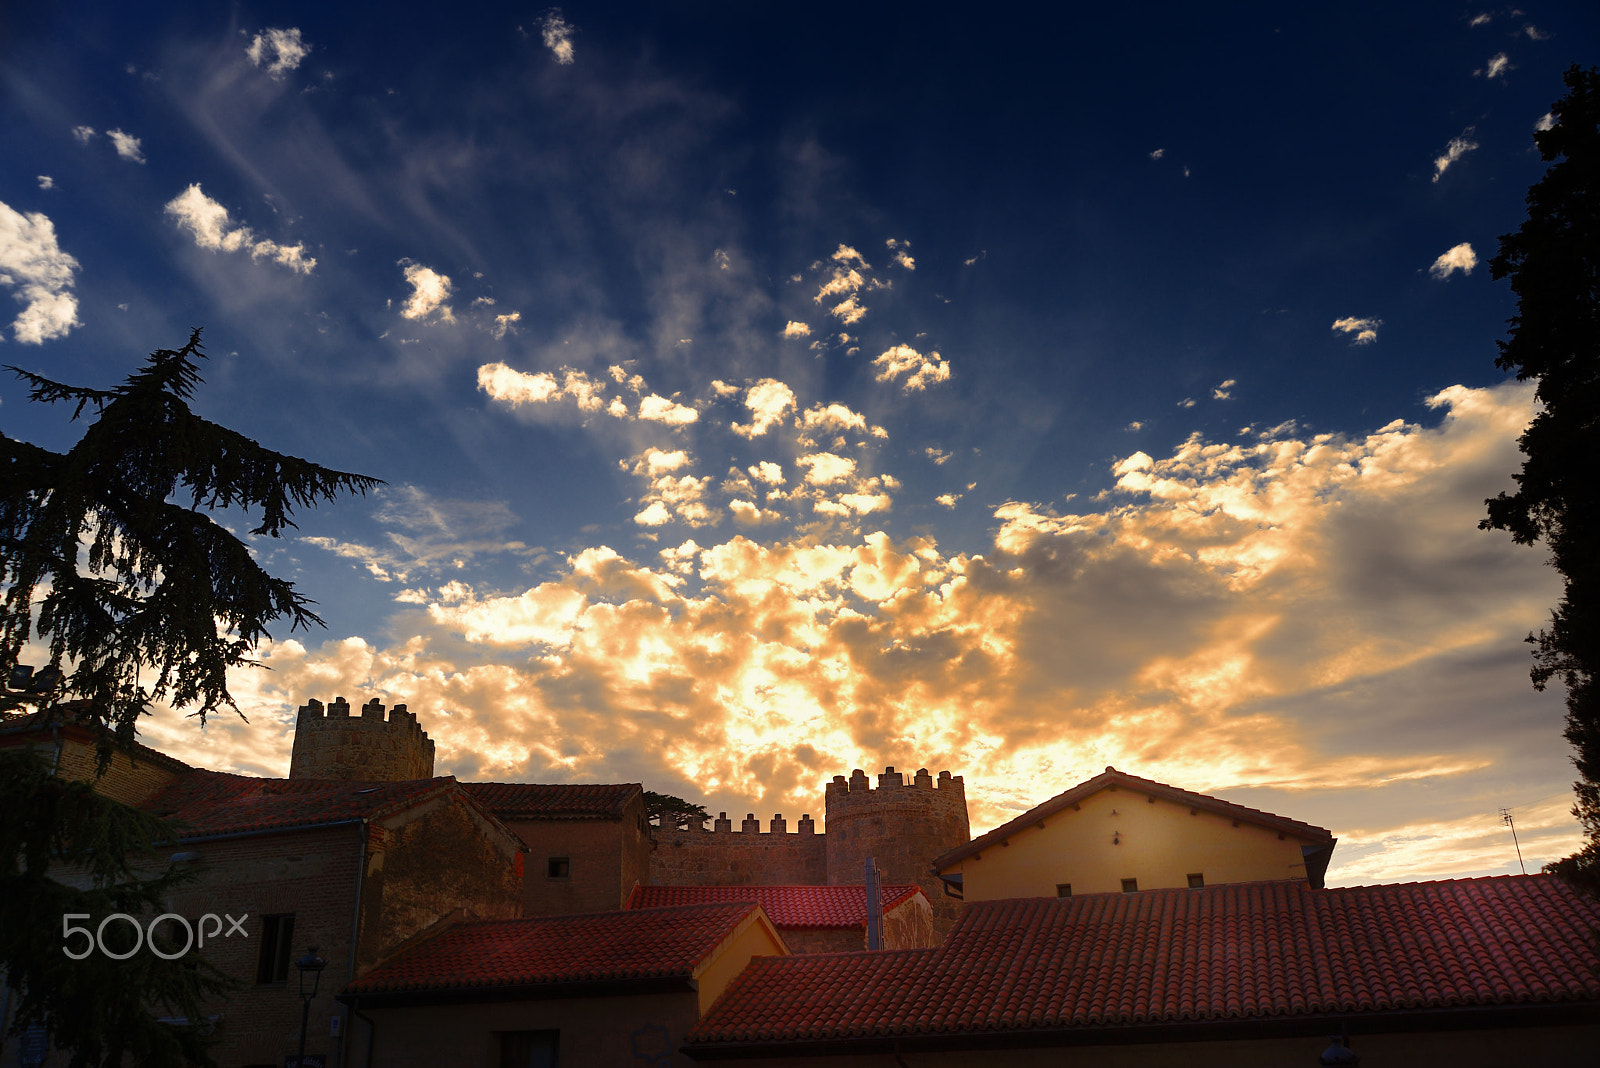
[341,902,771,1004]
[687,875,1600,1056]
[141,769,459,838]
[932,766,1336,881]
[461,780,640,819]
[626,884,927,929]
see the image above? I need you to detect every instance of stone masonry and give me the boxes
[289,697,435,782]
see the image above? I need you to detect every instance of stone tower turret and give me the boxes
[289,696,435,782]
[825,766,969,925]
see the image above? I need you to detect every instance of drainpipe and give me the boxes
[340,820,368,1068]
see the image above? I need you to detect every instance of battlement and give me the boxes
[825,766,965,812]
[289,696,436,782]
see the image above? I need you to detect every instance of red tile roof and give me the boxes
[688,875,1600,1052]
[626,885,927,929]
[141,769,457,837]
[342,902,764,998]
[933,766,1336,881]
[462,781,640,819]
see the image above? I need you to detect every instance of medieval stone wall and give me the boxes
[825,767,969,928]
[289,697,435,782]
[650,812,827,886]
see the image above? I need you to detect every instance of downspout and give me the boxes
[352,1000,379,1068]
[340,820,368,1068]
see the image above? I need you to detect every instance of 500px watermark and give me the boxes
[61,913,248,960]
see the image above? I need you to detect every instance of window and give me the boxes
[1120,878,1138,893]
[1055,883,1072,898]
[256,914,295,984]
[1187,872,1205,889]
[547,856,570,879]
[501,1030,559,1068]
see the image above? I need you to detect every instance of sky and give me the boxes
[2,3,1596,886]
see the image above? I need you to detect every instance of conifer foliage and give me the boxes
[1,329,381,750]
[1481,67,1600,881]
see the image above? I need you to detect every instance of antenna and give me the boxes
[1499,808,1527,875]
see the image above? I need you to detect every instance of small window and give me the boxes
[501,1029,559,1068]
[547,856,570,879]
[1055,883,1072,898]
[256,914,295,984]
[1187,872,1205,889]
[1120,878,1138,893]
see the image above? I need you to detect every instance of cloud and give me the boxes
[638,395,699,425]
[71,125,95,144]
[170,380,1573,881]
[106,129,145,164]
[885,238,915,270]
[872,344,950,392]
[782,321,810,338]
[1332,317,1381,345]
[1481,52,1511,79]
[1429,243,1477,280]
[1523,25,1548,41]
[540,10,576,65]
[1468,13,1490,27]
[36,176,53,190]
[1212,379,1237,401]
[302,485,540,584]
[1535,112,1555,132]
[797,452,857,486]
[164,185,316,274]
[926,448,952,466]
[398,260,455,321]
[247,27,311,77]
[491,311,522,339]
[1432,129,1478,182]
[935,493,962,508]
[732,379,796,438]
[1149,148,1165,160]
[0,200,81,343]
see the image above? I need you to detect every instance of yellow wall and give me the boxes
[949,786,1314,900]
[694,913,789,1016]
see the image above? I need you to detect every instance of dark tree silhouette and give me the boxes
[643,790,710,829]
[0,330,381,1063]
[1481,66,1600,883]
[1,329,381,752]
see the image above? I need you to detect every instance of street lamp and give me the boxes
[295,946,326,1066]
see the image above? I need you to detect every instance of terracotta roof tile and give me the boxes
[342,902,763,996]
[934,767,1336,879]
[462,781,639,819]
[688,875,1600,1048]
[627,885,926,929]
[141,770,456,837]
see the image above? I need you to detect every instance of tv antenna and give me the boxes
[1499,808,1527,875]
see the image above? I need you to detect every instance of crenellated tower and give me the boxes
[825,766,969,924]
[289,696,436,782]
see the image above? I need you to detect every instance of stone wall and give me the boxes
[289,697,435,782]
[650,812,827,886]
[825,767,969,930]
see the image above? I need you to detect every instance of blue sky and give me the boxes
[3,3,1595,884]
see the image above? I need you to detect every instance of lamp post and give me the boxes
[295,946,326,1067]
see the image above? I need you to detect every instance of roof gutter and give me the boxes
[681,1001,1600,1060]
[338,974,696,1011]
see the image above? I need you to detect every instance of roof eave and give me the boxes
[683,1000,1600,1060]
[340,973,696,1009]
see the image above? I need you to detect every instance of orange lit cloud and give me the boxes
[144,380,1576,884]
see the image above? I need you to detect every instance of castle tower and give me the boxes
[825,766,969,925]
[288,697,436,782]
